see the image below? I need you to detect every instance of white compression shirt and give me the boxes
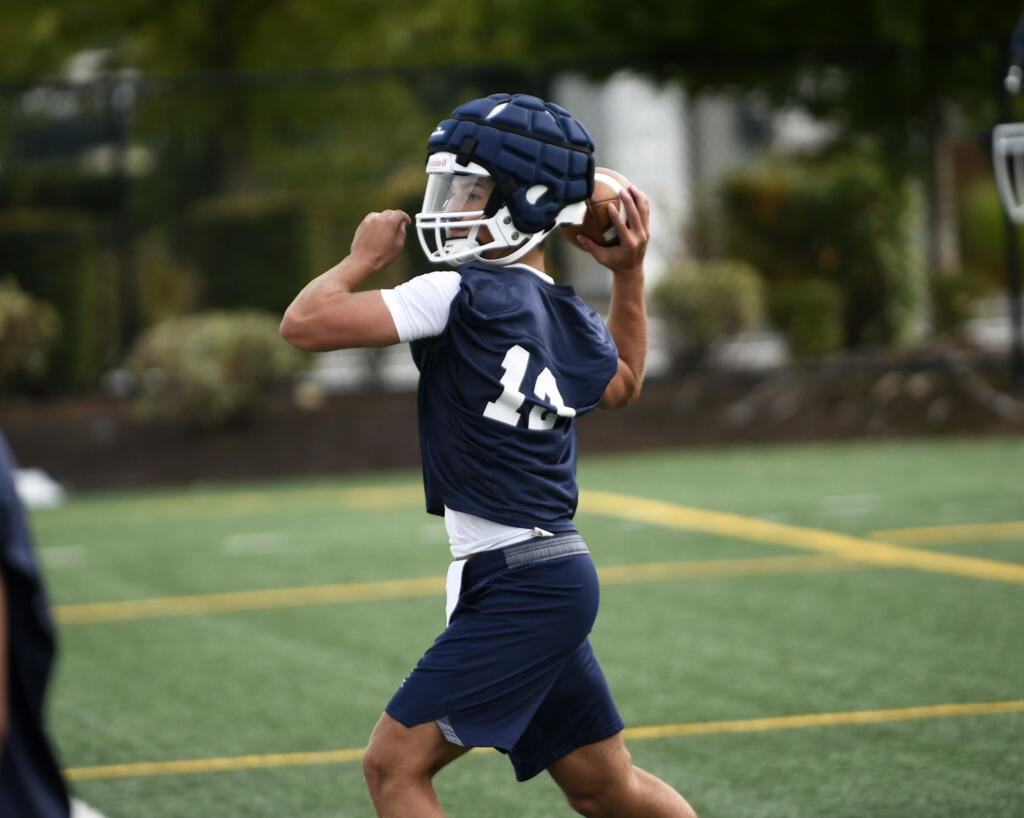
[380,265,557,558]
[380,269,461,342]
[380,265,556,342]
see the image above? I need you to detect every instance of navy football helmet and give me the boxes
[416,93,595,266]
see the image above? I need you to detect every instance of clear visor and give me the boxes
[415,157,555,266]
[416,171,506,264]
[421,172,496,221]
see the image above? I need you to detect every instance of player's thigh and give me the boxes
[546,731,633,798]
[364,712,469,778]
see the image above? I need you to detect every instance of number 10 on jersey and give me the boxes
[483,345,577,429]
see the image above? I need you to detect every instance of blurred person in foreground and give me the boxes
[281,93,698,818]
[0,429,71,818]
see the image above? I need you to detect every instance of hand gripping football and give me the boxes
[560,167,631,248]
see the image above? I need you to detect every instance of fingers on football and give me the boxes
[629,186,651,233]
[605,187,649,245]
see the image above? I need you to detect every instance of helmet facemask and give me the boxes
[416,151,586,267]
[993,123,1024,224]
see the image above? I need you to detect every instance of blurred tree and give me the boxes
[501,2,1020,285]
[2,0,1020,373]
[2,2,1018,117]
[0,0,529,80]
[504,1,1020,159]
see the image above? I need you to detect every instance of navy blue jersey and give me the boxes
[410,262,619,530]
[0,431,70,818]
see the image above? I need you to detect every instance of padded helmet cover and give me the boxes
[426,93,595,234]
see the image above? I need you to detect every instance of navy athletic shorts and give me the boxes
[385,532,624,781]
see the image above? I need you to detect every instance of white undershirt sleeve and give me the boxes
[380,270,462,342]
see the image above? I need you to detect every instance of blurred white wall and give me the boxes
[552,71,689,297]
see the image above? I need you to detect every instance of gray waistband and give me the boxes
[501,532,589,568]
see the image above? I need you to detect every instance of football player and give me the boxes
[0,431,71,818]
[281,92,697,818]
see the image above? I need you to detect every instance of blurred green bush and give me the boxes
[129,309,309,429]
[720,148,923,349]
[930,267,990,340]
[958,179,1012,291]
[134,227,202,326]
[766,278,844,358]
[0,208,120,387]
[0,277,61,385]
[653,259,765,365]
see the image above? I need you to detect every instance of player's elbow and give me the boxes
[279,310,319,351]
[623,380,643,407]
[607,383,642,410]
[278,313,304,348]
[599,366,642,411]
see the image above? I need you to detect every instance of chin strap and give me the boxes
[472,228,552,266]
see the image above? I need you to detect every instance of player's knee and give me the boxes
[362,732,436,796]
[562,769,631,817]
[361,739,410,794]
[564,791,599,817]
[361,745,389,794]
[564,786,619,818]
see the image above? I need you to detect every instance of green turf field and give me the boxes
[30,436,1024,817]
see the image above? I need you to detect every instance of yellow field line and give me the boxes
[870,520,1024,547]
[622,699,1024,739]
[339,485,424,509]
[53,555,856,625]
[597,555,857,584]
[53,577,445,625]
[54,487,1024,624]
[65,698,1024,782]
[31,485,423,528]
[580,491,1024,585]
[66,747,366,781]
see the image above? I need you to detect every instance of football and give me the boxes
[560,167,631,249]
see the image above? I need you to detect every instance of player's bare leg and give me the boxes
[361,713,468,817]
[548,732,698,818]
